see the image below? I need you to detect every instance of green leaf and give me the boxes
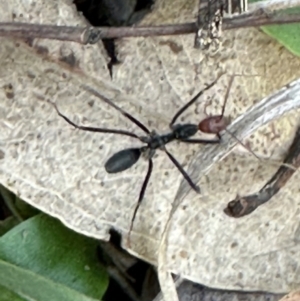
[0,283,26,301]
[248,0,300,57]
[0,259,101,301]
[0,214,109,301]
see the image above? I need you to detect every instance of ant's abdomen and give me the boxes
[105,148,142,173]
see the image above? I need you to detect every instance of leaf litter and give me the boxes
[1,0,300,300]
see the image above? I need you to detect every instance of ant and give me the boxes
[48,73,225,245]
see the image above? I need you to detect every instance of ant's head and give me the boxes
[198,114,231,134]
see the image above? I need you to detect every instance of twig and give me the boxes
[0,23,95,44]
[0,9,300,44]
[224,125,300,218]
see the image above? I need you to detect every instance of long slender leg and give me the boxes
[164,148,200,193]
[170,72,225,127]
[82,85,150,134]
[49,100,141,140]
[127,159,153,246]
[180,138,220,144]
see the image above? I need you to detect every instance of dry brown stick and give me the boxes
[0,23,98,44]
[224,125,300,218]
[1,10,300,44]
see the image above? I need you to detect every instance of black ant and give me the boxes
[48,73,225,245]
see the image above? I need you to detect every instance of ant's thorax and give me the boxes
[139,123,198,150]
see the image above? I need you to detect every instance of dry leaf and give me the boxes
[1,0,300,300]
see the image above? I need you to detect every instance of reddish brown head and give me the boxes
[198,115,231,134]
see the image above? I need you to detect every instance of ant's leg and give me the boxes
[164,148,200,193]
[49,100,141,140]
[82,85,150,134]
[180,138,220,144]
[127,159,153,246]
[170,72,225,127]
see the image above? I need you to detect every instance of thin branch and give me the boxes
[0,23,90,44]
[224,125,300,218]
[0,9,300,44]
